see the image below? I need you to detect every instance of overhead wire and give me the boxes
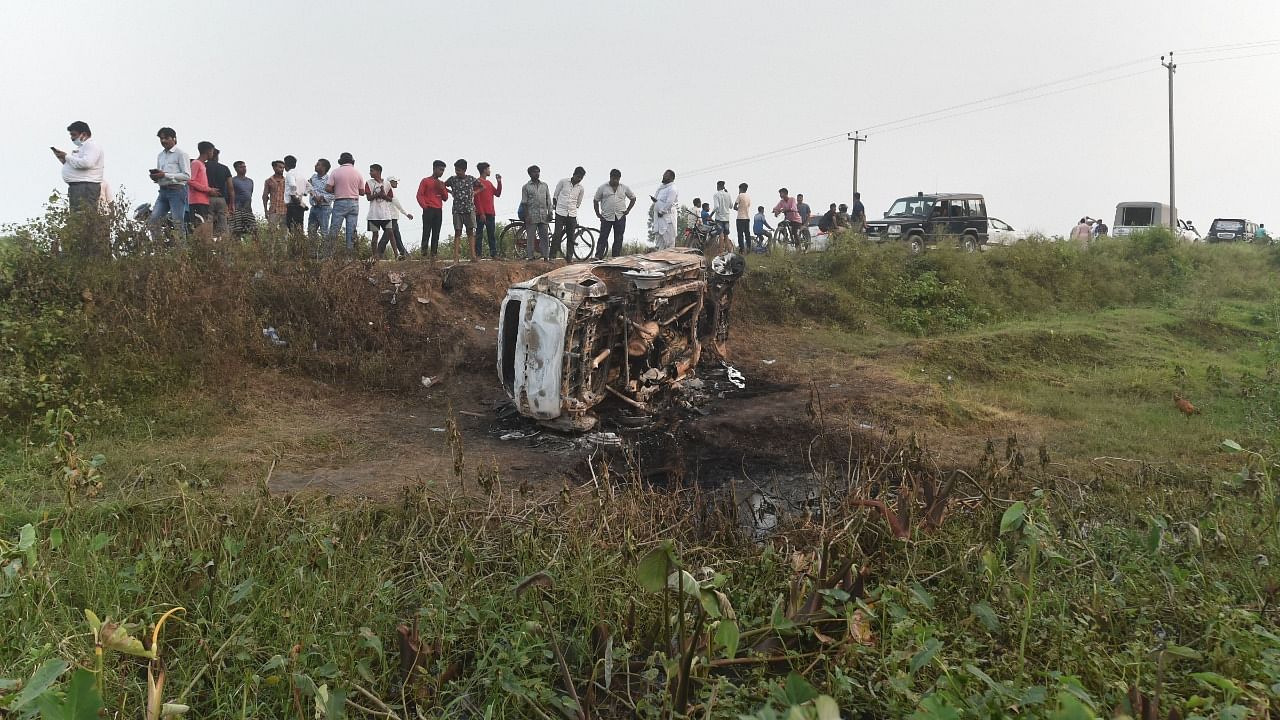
[670,37,1280,183]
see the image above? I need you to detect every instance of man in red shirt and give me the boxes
[416,160,448,258]
[473,162,502,258]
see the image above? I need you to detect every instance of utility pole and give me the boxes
[1162,51,1176,228]
[848,132,867,196]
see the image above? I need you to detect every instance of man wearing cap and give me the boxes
[550,166,586,260]
[325,152,366,254]
[52,121,105,214]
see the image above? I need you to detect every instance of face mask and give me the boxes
[72,136,85,147]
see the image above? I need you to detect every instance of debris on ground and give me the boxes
[420,376,438,389]
[262,327,287,347]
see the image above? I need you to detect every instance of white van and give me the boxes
[1113,202,1199,242]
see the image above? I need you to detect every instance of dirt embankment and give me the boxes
[151,259,1011,499]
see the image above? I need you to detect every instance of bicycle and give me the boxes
[767,219,811,253]
[498,218,599,260]
[680,209,734,256]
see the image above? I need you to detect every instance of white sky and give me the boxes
[5,0,1280,243]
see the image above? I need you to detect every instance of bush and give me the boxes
[741,229,1274,335]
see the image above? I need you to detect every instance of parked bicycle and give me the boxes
[498,218,599,260]
[680,208,734,256]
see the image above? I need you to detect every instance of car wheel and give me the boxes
[961,235,978,253]
[908,236,924,254]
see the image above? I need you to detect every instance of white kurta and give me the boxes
[652,182,679,248]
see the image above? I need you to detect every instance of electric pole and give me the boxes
[1162,51,1176,228]
[848,132,867,197]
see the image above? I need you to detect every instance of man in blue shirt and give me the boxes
[796,193,812,226]
[752,205,772,251]
[849,192,866,232]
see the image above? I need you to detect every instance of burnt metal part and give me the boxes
[497,249,745,430]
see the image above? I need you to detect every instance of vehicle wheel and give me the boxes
[571,227,598,261]
[500,222,526,256]
[961,235,977,253]
[908,235,924,254]
[798,227,812,253]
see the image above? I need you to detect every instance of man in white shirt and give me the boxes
[366,163,396,259]
[52,121,105,213]
[734,182,752,253]
[651,169,679,249]
[283,155,308,234]
[592,169,636,259]
[550,166,586,260]
[712,180,733,241]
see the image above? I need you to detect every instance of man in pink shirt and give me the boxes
[772,187,801,226]
[187,141,220,238]
[325,152,366,254]
[473,162,502,258]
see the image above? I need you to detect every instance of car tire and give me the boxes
[961,235,978,253]
[908,235,924,254]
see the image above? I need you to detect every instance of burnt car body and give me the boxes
[497,249,745,430]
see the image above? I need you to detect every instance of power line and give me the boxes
[861,56,1150,132]
[880,67,1162,135]
[1180,48,1280,65]
[1176,38,1280,56]
[671,38,1280,184]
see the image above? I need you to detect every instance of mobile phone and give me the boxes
[50,146,59,153]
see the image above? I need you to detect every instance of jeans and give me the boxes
[596,216,627,258]
[736,218,751,252]
[328,198,359,250]
[475,213,497,257]
[524,221,550,259]
[550,214,577,259]
[309,204,332,237]
[149,184,188,242]
[422,207,443,256]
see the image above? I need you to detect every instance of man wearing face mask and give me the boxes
[52,121,105,214]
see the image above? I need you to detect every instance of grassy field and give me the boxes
[2,216,1279,718]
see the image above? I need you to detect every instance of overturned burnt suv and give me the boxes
[864,192,989,253]
[497,249,746,430]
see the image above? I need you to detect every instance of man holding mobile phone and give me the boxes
[148,127,191,243]
[52,121,104,213]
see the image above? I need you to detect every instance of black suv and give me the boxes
[864,192,989,252]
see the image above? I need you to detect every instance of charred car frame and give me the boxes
[497,249,745,430]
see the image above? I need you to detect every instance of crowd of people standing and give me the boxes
[51,120,868,262]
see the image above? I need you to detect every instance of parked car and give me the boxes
[984,217,1033,246]
[497,248,745,431]
[1113,201,1200,242]
[864,192,989,253]
[1205,218,1258,242]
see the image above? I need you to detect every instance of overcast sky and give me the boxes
[5,0,1280,244]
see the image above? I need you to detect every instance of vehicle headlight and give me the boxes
[887,226,901,235]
